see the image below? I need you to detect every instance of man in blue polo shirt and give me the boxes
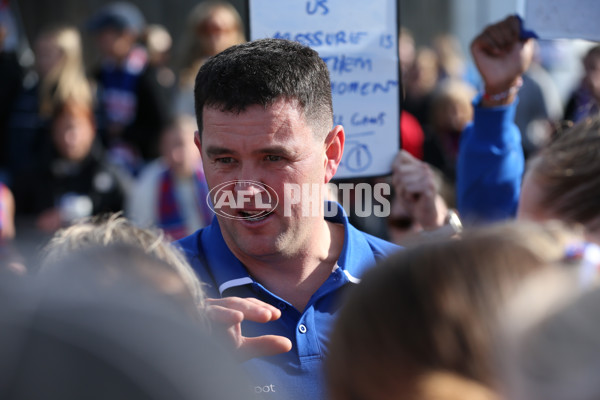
[176,38,399,399]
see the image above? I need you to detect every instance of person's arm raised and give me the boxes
[457,15,534,224]
[471,15,534,107]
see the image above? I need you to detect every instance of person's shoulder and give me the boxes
[350,224,401,258]
[364,231,400,255]
[174,229,203,257]
[173,229,215,281]
[341,224,401,279]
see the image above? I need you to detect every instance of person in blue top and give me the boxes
[457,15,535,224]
[419,16,600,248]
[175,38,399,399]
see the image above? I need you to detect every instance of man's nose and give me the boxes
[234,180,266,197]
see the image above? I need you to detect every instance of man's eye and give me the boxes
[265,155,282,162]
[215,157,235,164]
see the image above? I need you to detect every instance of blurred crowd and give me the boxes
[380,20,600,245]
[0,1,597,249]
[0,0,246,258]
[1,2,600,400]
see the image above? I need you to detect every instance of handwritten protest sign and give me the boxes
[249,0,400,178]
[519,0,600,41]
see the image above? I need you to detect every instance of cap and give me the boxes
[86,2,145,35]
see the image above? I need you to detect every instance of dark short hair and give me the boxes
[194,38,333,139]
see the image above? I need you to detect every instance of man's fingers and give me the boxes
[238,335,293,362]
[242,297,282,321]
[206,297,282,323]
[205,304,244,325]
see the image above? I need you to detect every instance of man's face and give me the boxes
[198,98,340,262]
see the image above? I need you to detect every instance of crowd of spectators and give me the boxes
[0,1,246,255]
[1,2,600,400]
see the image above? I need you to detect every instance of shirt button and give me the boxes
[298,324,307,334]
[277,302,287,310]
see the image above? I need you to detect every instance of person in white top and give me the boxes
[127,114,212,239]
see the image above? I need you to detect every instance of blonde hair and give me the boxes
[40,214,205,312]
[38,26,92,118]
[177,1,245,87]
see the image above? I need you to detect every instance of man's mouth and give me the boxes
[239,209,273,221]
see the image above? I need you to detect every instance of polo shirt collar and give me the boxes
[327,202,379,282]
[200,218,251,296]
[201,202,376,295]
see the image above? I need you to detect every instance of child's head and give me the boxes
[160,115,201,177]
[51,101,96,162]
[87,2,145,61]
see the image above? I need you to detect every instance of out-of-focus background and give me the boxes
[1,0,596,264]
[14,0,554,69]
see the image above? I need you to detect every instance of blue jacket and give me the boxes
[176,202,399,399]
[457,96,524,224]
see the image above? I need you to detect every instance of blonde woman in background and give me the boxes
[36,26,92,118]
[7,25,92,181]
[174,1,245,116]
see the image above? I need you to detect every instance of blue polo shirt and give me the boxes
[176,202,399,400]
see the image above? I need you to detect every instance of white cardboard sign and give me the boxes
[520,0,600,41]
[249,0,400,178]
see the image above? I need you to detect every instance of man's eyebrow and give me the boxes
[254,146,295,157]
[205,146,238,157]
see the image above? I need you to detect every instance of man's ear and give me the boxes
[323,125,345,183]
[194,130,202,155]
